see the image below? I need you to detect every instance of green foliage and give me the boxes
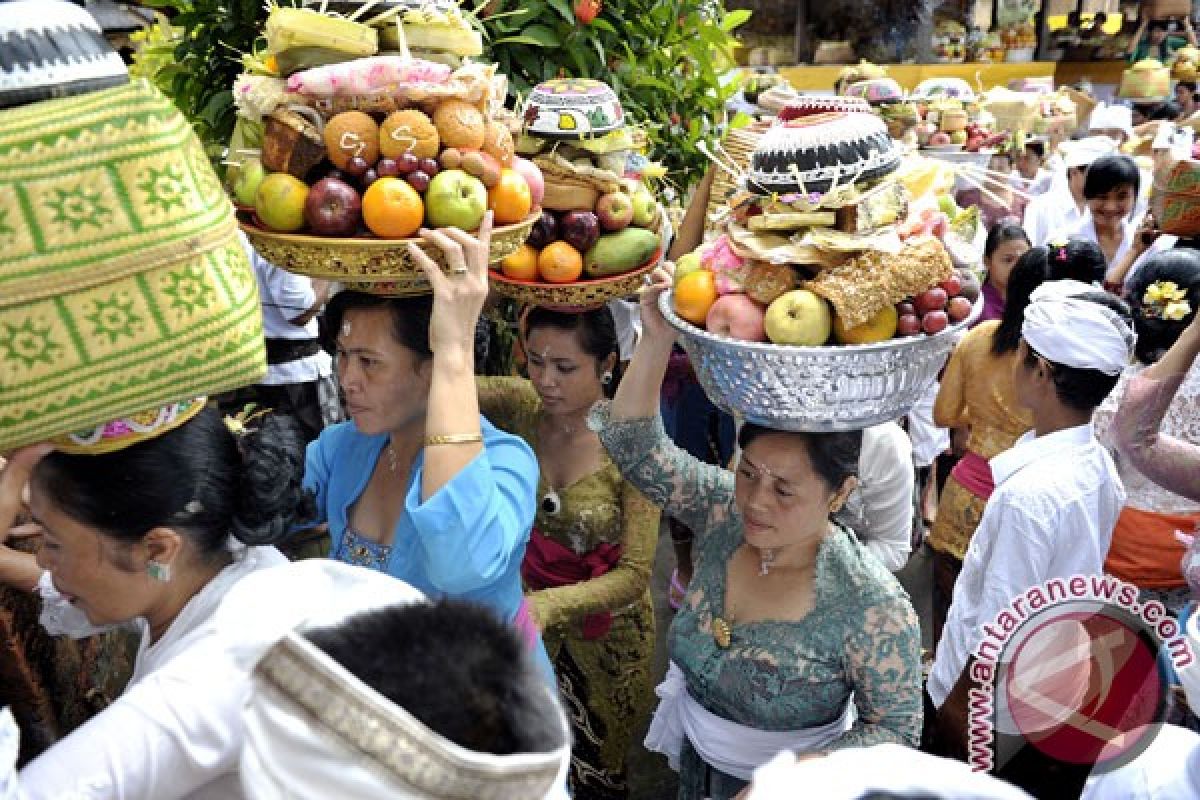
[478,0,749,192]
[134,0,267,165]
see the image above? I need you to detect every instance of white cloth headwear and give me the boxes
[1060,135,1118,169]
[746,744,1033,799]
[231,561,571,800]
[1089,103,1134,141]
[1179,612,1200,728]
[1021,279,1134,376]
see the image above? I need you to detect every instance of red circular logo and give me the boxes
[996,603,1166,771]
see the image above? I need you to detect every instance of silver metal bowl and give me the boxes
[659,290,978,432]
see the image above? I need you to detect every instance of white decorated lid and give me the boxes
[0,0,128,109]
[911,77,975,103]
[747,111,900,196]
[523,78,624,140]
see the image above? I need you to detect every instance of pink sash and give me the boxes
[950,450,995,500]
[513,597,540,652]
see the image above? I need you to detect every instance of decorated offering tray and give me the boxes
[239,209,538,290]
[660,290,980,431]
[489,246,661,311]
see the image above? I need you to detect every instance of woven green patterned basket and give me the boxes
[0,80,266,451]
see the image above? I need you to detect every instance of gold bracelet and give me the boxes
[424,432,484,447]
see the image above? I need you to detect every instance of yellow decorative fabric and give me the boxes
[0,79,266,451]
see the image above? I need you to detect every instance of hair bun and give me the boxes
[231,414,315,546]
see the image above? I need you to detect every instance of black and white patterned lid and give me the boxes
[0,0,128,110]
[746,111,900,197]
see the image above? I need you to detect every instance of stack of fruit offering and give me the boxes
[226,3,542,291]
[490,78,665,302]
[672,96,981,349]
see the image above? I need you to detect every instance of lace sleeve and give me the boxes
[529,481,660,631]
[830,596,923,750]
[588,402,736,536]
[1113,371,1200,503]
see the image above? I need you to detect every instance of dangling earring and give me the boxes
[601,371,613,386]
[147,560,172,582]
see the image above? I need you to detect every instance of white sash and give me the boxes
[644,662,855,781]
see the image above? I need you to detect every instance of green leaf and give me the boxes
[548,0,575,24]
[721,9,751,31]
[518,23,562,47]
[590,17,617,34]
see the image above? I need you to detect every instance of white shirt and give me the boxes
[856,422,915,571]
[1082,724,1200,800]
[17,546,289,800]
[1070,213,1138,275]
[239,233,332,386]
[1011,169,1053,197]
[927,423,1125,707]
[906,380,949,467]
[1022,182,1086,246]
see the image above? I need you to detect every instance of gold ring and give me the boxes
[451,266,469,275]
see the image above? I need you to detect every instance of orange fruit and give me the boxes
[537,241,584,283]
[501,244,539,281]
[433,100,486,150]
[488,169,533,225]
[362,177,424,239]
[323,111,380,170]
[673,269,718,326]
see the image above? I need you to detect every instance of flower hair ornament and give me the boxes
[1046,237,1071,264]
[1141,280,1193,322]
[224,403,273,438]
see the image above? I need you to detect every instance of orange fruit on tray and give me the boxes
[488,169,533,225]
[537,241,584,283]
[674,270,718,326]
[362,177,424,239]
[500,244,539,281]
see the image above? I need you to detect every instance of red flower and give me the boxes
[575,0,601,25]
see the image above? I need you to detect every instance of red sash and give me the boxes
[522,527,622,639]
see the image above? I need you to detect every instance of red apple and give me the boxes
[304,177,362,237]
[527,210,558,249]
[948,296,974,323]
[559,210,600,252]
[595,192,634,232]
[922,310,949,334]
[914,287,948,315]
[896,301,916,317]
[512,156,544,208]
[939,275,963,296]
[897,313,921,336]
[705,293,767,342]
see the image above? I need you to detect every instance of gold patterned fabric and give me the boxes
[928,321,1032,560]
[478,377,660,800]
[0,79,266,451]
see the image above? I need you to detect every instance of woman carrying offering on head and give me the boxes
[477,306,659,800]
[1095,251,1200,614]
[592,266,922,800]
[303,213,552,679]
[0,407,308,797]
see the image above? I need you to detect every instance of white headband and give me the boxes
[1022,280,1134,376]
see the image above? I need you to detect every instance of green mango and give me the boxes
[584,228,661,278]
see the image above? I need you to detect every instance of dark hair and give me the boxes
[1151,100,1183,121]
[323,291,433,361]
[1149,19,1170,34]
[1046,238,1107,284]
[1021,292,1132,411]
[1127,248,1200,364]
[32,407,313,561]
[737,424,862,491]
[524,306,622,397]
[1132,101,1159,121]
[1083,155,1141,202]
[305,599,565,755]
[1019,140,1045,160]
[1179,80,1198,95]
[984,222,1030,262]
[992,247,1050,355]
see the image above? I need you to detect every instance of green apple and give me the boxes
[764,289,832,346]
[937,194,960,218]
[630,187,657,228]
[231,157,266,208]
[255,172,308,232]
[424,169,488,230]
[949,130,968,145]
[673,251,703,285]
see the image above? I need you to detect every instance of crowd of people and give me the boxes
[5,5,1200,800]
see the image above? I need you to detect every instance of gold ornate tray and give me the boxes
[239,210,540,295]
[488,247,662,311]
